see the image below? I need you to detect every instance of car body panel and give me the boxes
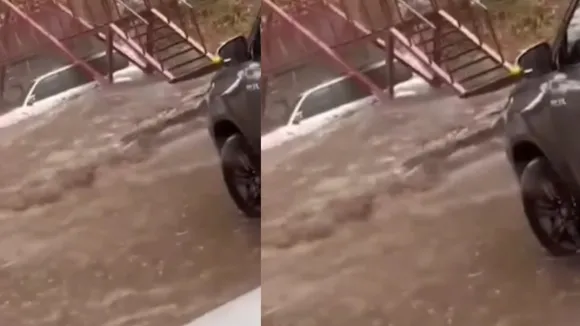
[503,0,580,192]
[206,11,261,156]
[207,61,261,153]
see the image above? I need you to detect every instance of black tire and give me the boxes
[220,134,260,218]
[520,157,580,256]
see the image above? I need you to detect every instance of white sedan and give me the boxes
[0,52,144,128]
[261,61,432,151]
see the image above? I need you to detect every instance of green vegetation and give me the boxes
[485,0,569,59]
[187,0,568,60]
[188,0,259,50]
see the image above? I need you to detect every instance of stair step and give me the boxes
[460,73,518,98]
[158,45,193,61]
[416,28,461,46]
[166,55,207,72]
[109,22,175,80]
[457,64,503,84]
[155,39,185,53]
[448,54,489,73]
[391,26,466,94]
[439,45,480,63]
[130,23,171,40]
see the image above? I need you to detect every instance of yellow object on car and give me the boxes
[508,65,523,76]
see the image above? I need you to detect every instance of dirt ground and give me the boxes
[261,87,580,325]
[0,76,260,325]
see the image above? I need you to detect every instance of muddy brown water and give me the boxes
[261,89,580,326]
[0,77,260,326]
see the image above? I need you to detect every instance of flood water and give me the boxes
[0,76,260,326]
[261,88,580,326]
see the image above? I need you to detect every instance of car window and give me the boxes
[87,52,129,75]
[298,78,371,120]
[28,52,128,103]
[363,64,390,88]
[30,67,92,103]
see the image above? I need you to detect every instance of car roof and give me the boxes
[299,60,386,98]
[31,51,107,83]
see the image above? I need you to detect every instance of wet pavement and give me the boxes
[261,88,580,325]
[0,76,260,325]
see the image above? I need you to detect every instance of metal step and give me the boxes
[387,2,516,97]
[51,0,217,83]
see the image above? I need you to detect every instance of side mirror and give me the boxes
[516,42,554,77]
[217,36,250,65]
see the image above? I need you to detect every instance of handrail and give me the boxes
[468,0,505,63]
[111,0,150,57]
[175,0,209,50]
[397,0,436,29]
[113,0,149,25]
[395,0,443,79]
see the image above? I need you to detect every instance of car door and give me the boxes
[545,0,580,181]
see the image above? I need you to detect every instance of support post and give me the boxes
[144,13,154,73]
[0,0,105,84]
[0,66,5,102]
[385,32,394,99]
[431,14,442,87]
[107,26,114,83]
[262,0,384,99]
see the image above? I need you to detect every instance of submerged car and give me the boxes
[261,60,421,150]
[503,0,580,256]
[204,15,261,218]
[0,51,137,127]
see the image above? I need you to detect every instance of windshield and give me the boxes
[262,61,391,133]
[0,52,128,113]
[294,62,392,120]
[29,66,93,103]
[19,52,129,105]
[296,77,371,120]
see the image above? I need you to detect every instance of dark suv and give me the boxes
[503,0,580,255]
[204,16,261,218]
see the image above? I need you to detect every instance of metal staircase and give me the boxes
[263,0,517,100]
[108,6,218,82]
[53,0,218,83]
[389,0,516,97]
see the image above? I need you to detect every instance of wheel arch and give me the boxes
[511,140,547,177]
[213,119,242,150]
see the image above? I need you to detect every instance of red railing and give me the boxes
[262,0,513,103]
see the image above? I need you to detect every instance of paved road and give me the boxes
[0,78,260,326]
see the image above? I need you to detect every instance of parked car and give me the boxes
[503,0,580,256]
[21,51,130,106]
[0,51,140,128]
[204,14,261,218]
[261,60,418,150]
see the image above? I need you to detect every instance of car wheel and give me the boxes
[220,134,260,218]
[520,157,580,256]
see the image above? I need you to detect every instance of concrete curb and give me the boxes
[184,288,261,326]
